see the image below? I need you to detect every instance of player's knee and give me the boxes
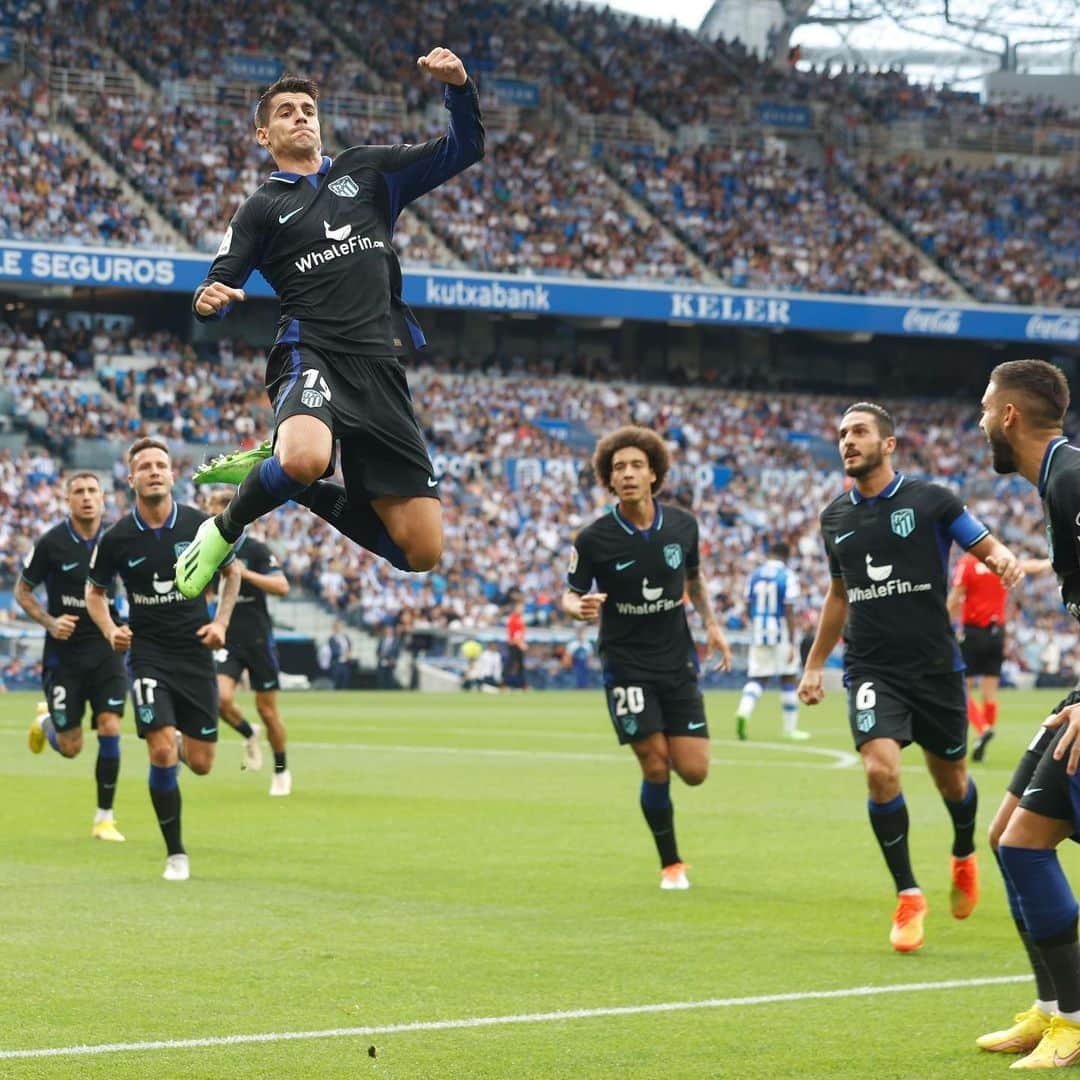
[255,701,277,723]
[936,769,968,803]
[186,757,212,776]
[404,536,442,573]
[276,446,329,487]
[863,758,900,796]
[57,737,82,759]
[680,764,708,786]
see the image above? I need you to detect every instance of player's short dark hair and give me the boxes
[254,74,320,129]
[841,401,895,438]
[65,471,100,492]
[127,437,170,466]
[769,541,790,560]
[990,359,1070,429]
[593,426,670,494]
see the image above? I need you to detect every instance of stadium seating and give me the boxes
[0,335,1061,682]
[8,0,1073,301]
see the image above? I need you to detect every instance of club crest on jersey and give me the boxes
[890,508,916,538]
[301,389,324,408]
[138,705,154,725]
[663,543,682,570]
[328,176,359,198]
[174,542,191,559]
[855,709,876,733]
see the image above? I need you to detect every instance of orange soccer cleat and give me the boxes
[889,892,928,952]
[950,853,979,920]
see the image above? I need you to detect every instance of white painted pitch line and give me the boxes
[0,974,1030,1061]
[286,739,859,769]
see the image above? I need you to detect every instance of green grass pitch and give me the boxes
[3,687,1079,1078]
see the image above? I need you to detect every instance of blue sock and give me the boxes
[999,846,1080,941]
[994,847,1024,924]
[944,777,978,858]
[43,715,60,753]
[148,763,183,856]
[641,779,671,809]
[868,793,917,892]
[219,456,309,542]
[96,734,121,812]
[640,780,678,867]
[997,847,1059,1002]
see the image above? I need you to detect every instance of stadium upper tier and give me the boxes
[4,0,1076,302]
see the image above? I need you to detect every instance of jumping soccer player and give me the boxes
[973,360,1080,1068]
[798,402,1021,952]
[17,472,126,841]
[735,541,809,742]
[174,48,484,598]
[562,426,731,890]
[205,489,292,795]
[86,439,241,881]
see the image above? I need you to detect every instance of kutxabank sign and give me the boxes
[0,241,1075,344]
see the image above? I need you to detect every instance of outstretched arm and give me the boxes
[686,570,732,672]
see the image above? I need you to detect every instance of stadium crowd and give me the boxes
[1,340,1068,688]
[0,83,163,249]
[840,155,1080,307]
[7,0,1073,303]
[611,142,955,297]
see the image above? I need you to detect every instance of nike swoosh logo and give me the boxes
[1023,786,1043,797]
[200,726,218,737]
[687,721,706,730]
[615,560,635,571]
[106,698,125,707]
[128,557,147,567]
[883,834,906,847]
[427,476,439,487]
[278,207,303,224]
[61,561,80,572]
[261,681,276,689]
[836,531,856,544]
[945,744,965,755]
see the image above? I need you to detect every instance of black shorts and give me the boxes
[128,653,219,742]
[267,343,437,501]
[43,654,127,733]
[216,629,280,692]
[846,669,967,760]
[960,624,1005,677]
[1008,690,1080,836]
[605,670,707,745]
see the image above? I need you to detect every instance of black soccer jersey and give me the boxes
[194,80,484,356]
[1039,437,1080,621]
[21,519,118,668]
[820,473,989,675]
[88,502,235,660]
[567,503,700,680]
[228,535,282,632]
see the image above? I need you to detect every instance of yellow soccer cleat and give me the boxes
[950,853,979,920]
[1011,1016,1080,1069]
[889,892,928,952]
[28,701,48,754]
[91,818,126,843]
[977,1005,1053,1054]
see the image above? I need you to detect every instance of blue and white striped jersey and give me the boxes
[746,559,800,646]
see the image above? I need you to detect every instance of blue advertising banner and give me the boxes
[755,102,813,129]
[489,78,541,107]
[0,31,13,61]
[0,241,1075,346]
[224,55,284,83]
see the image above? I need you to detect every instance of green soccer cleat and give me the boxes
[193,440,272,485]
[175,517,234,599]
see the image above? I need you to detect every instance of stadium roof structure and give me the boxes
[703,0,1080,85]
